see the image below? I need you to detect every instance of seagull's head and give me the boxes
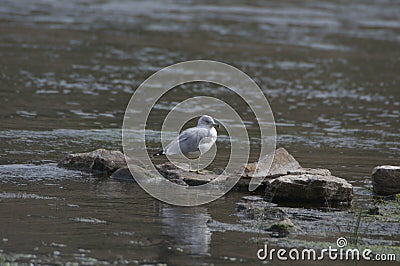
[198,115,219,129]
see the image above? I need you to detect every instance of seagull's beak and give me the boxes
[213,123,220,128]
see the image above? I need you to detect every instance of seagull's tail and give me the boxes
[152,150,165,157]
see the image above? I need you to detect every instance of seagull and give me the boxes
[153,115,219,173]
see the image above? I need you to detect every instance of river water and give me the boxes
[0,0,399,265]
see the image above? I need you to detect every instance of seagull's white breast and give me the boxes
[198,127,217,155]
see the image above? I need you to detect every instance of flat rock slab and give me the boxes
[237,167,333,188]
[112,162,233,187]
[58,149,126,174]
[265,174,353,204]
[156,162,230,186]
[287,168,331,176]
[372,165,400,195]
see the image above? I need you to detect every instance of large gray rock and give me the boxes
[372,165,400,195]
[240,147,302,178]
[237,148,335,189]
[265,174,353,204]
[58,149,126,174]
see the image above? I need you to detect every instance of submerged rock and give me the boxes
[234,196,297,237]
[265,174,353,204]
[237,201,284,221]
[58,149,126,174]
[372,165,400,195]
[268,218,296,238]
[367,206,383,216]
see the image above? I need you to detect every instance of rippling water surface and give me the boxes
[0,0,399,264]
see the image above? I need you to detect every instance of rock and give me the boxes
[156,162,197,185]
[265,174,353,204]
[235,197,294,237]
[57,148,354,207]
[236,197,283,220]
[118,164,164,183]
[110,164,189,186]
[372,165,400,195]
[240,147,302,178]
[107,161,220,186]
[287,168,331,176]
[238,148,335,190]
[155,162,232,186]
[268,218,296,238]
[110,167,134,181]
[241,195,264,202]
[367,206,383,216]
[58,149,126,174]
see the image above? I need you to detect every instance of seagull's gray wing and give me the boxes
[164,127,209,156]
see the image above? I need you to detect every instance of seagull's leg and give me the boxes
[196,157,206,174]
[188,158,196,172]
